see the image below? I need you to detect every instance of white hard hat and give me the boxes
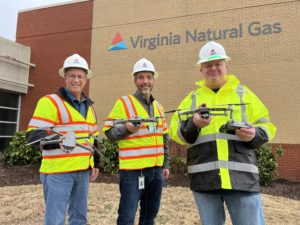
[59,54,92,79]
[131,58,159,78]
[197,41,231,64]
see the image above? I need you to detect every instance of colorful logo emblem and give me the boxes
[210,49,216,55]
[108,33,128,51]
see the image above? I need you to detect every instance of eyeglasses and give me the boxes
[66,74,87,80]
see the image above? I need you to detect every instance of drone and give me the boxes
[166,103,251,133]
[105,116,164,127]
[218,103,251,133]
[165,104,231,120]
[26,125,101,154]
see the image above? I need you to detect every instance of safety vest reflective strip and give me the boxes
[236,84,248,123]
[28,116,56,128]
[120,95,137,118]
[42,146,92,158]
[46,94,71,123]
[153,100,168,132]
[119,145,164,159]
[123,126,163,140]
[103,120,113,128]
[188,160,259,174]
[120,95,164,136]
[188,133,241,147]
[38,123,96,134]
[182,84,250,189]
[117,95,164,168]
[179,84,248,146]
[39,95,94,157]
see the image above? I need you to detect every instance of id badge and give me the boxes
[148,123,156,134]
[138,176,145,190]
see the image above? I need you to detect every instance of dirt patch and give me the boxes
[1,183,299,225]
[0,161,299,200]
[0,157,299,225]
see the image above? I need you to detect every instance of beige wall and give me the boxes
[0,37,33,94]
[90,0,300,143]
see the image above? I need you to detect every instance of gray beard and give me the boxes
[140,87,152,97]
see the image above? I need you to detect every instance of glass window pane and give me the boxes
[0,91,19,108]
[0,137,12,151]
[0,123,17,136]
[0,108,18,121]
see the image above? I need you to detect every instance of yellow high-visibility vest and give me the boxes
[28,94,99,174]
[103,95,168,170]
[169,74,276,191]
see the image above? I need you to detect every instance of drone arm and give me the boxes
[26,129,61,150]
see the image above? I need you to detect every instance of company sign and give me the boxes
[108,21,282,51]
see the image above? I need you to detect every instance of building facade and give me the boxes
[12,0,300,181]
[0,37,34,150]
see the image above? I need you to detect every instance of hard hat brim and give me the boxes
[59,67,93,79]
[196,55,231,65]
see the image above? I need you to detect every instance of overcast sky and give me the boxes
[0,0,72,41]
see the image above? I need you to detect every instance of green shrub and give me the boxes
[256,143,283,186]
[100,138,119,174]
[170,156,187,174]
[4,131,41,166]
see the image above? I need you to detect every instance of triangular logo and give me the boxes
[108,33,128,51]
[210,49,216,55]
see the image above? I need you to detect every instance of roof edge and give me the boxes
[19,0,91,13]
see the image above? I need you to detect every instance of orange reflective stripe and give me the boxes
[90,106,97,122]
[91,130,98,135]
[35,94,98,174]
[43,152,91,159]
[119,144,164,150]
[69,121,96,126]
[155,101,163,117]
[103,125,112,129]
[47,94,73,123]
[119,153,164,160]
[46,95,63,123]
[120,97,131,118]
[32,116,57,124]
[28,118,56,129]
[41,167,91,174]
[128,95,138,116]
[107,95,166,170]
[60,97,73,123]
[124,133,163,140]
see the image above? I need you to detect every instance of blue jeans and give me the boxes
[40,170,90,225]
[117,167,163,225]
[193,190,265,225]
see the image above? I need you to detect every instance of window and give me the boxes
[0,91,20,151]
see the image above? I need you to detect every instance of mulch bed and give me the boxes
[0,163,299,200]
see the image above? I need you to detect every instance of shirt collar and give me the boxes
[64,88,87,103]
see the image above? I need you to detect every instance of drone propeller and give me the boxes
[165,108,191,114]
[216,103,250,106]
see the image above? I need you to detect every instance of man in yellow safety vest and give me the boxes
[103,58,170,225]
[169,41,276,225]
[26,54,100,225]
